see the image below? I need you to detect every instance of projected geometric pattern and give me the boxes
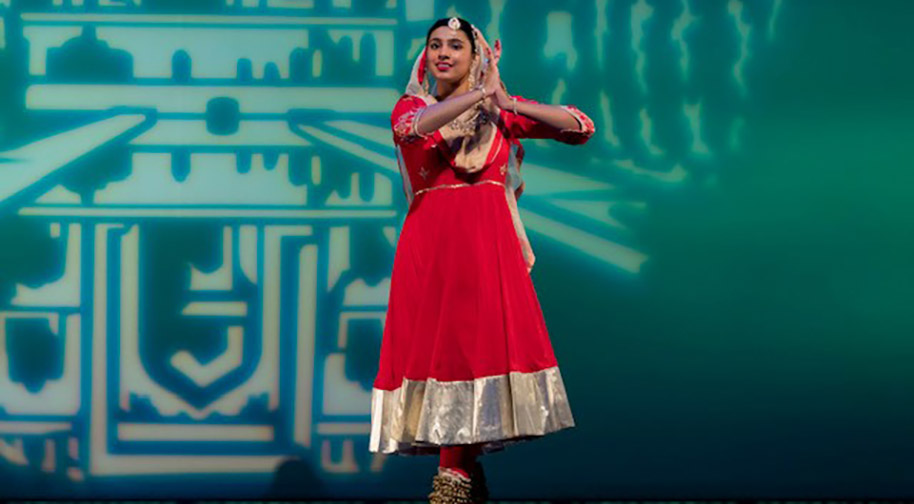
[0,0,781,494]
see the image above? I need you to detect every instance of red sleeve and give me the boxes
[499,95,596,145]
[391,94,437,148]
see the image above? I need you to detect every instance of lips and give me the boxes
[436,63,452,71]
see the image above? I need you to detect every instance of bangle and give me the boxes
[411,106,431,138]
[512,96,518,114]
[475,85,486,101]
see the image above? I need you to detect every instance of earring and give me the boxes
[467,58,477,88]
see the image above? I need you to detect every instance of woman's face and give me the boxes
[426,26,473,85]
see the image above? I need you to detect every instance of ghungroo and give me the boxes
[428,467,474,504]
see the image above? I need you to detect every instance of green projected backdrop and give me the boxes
[0,0,911,499]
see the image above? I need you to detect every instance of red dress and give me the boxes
[369,93,596,456]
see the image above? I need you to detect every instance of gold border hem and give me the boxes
[369,366,575,456]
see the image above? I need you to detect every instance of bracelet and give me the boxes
[512,96,518,114]
[476,85,487,101]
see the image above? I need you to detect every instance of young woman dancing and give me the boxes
[369,16,595,502]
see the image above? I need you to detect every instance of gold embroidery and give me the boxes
[393,102,432,144]
[558,104,596,136]
[418,167,430,179]
[413,179,505,196]
[449,107,491,136]
[411,105,433,139]
[393,108,416,142]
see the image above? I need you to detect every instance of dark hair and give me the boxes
[425,17,476,53]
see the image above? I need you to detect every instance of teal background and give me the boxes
[0,0,912,499]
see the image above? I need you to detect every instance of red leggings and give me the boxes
[439,443,483,478]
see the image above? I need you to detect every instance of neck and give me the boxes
[436,76,471,101]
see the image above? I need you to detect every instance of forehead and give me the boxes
[428,26,471,44]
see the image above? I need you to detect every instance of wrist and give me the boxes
[475,85,487,101]
[494,88,512,110]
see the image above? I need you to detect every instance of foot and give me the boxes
[469,460,489,503]
[428,467,474,504]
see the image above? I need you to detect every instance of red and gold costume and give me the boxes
[370,32,596,456]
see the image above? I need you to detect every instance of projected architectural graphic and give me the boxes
[0,0,782,495]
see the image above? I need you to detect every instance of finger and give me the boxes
[474,26,493,52]
[481,37,498,69]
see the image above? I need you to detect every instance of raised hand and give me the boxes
[473,28,511,109]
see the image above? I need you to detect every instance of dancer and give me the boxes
[369,16,595,502]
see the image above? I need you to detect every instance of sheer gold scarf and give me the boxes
[404,26,504,174]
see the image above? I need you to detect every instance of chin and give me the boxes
[429,66,468,84]
[432,73,466,85]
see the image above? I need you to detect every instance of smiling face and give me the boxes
[426,25,474,86]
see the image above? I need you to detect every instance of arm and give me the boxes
[511,98,582,132]
[499,95,596,145]
[392,86,494,145]
[414,88,487,136]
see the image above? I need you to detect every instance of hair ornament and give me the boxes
[448,16,461,31]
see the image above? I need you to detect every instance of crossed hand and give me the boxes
[473,27,513,111]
